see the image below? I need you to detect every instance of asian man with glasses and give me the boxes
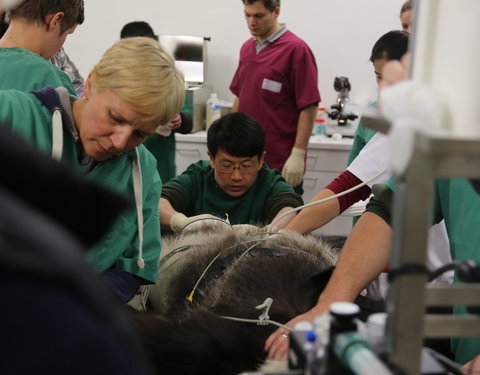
[159,112,303,233]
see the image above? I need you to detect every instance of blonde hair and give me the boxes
[90,37,185,126]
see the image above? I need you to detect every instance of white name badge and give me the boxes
[262,78,282,93]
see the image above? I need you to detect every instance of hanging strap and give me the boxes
[29,87,65,162]
[51,108,64,161]
[132,148,145,269]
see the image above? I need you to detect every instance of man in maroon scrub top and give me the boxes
[230,0,321,195]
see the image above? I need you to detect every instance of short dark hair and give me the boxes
[370,30,409,63]
[207,112,264,159]
[7,0,84,33]
[241,0,280,12]
[120,21,157,41]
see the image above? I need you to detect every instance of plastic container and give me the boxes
[206,93,221,130]
[155,124,172,137]
[313,313,330,361]
[313,107,327,135]
[303,330,317,375]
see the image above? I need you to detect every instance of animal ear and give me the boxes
[310,266,335,290]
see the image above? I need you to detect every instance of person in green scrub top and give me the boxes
[160,112,304,233]
[0,37,185,304]
[363,179,480,366]
[283,30,409,234]
[0,0,84,95]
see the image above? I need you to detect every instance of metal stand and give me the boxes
[384,132,480,374]
[241,131,480,375]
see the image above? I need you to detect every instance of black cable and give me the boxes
[428,262,459,282]
[456,260,480,283]
[387,263,429,283]
[428,260,480,283]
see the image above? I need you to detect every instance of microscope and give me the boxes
[325,77,358,137]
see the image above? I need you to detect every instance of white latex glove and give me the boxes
[170,212,224,233]
[281,147,305,187]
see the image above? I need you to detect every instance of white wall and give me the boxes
[65,0,404,107]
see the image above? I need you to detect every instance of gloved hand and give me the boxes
[170,212,223,233]
[281,147,305,187]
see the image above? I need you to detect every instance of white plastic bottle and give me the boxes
[206,93,221,130]
[365,312,387,353]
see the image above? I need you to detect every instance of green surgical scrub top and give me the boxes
[0,47,76,95]
[163,160,301,225]
[0,89,162,283]
[347,101,378,226]
[434,178,480,364]
[368,178,480,364]
[143,133,176,183]
[347,101,378,167]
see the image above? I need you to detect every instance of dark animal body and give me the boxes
[130,225,345,375]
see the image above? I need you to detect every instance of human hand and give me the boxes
[154,114,182,137]
[168,113,182,130]
[281,147,305,187]
[458,355,480,373]
[170,212,224,233]
[264,304,328,360]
